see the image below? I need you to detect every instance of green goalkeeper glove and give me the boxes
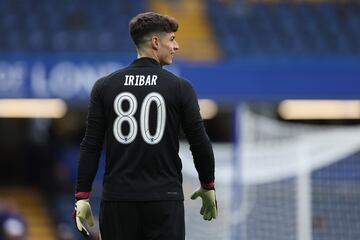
[74,199,94,237]
[191,187,218,221]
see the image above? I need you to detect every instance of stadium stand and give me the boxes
[207,0,360,57]
[1,0,358,58]
[0,0,145,53]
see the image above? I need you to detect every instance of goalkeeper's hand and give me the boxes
[73,199,94,237]
[191,186,218,221]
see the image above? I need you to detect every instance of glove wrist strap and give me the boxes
[75,191,90,200]
[201,181,215,190]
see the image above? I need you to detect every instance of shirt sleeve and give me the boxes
[179,78,215,184]
[76,79,106,192]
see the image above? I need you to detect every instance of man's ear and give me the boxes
[151,35,160,50]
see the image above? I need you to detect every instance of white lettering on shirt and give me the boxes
[124,75,157,86]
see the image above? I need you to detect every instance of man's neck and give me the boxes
[137,49,160,64]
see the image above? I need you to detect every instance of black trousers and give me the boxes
[99,200,185,240]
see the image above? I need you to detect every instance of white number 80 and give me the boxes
[113,92,166,144]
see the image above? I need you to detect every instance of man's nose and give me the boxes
[174,41,179,50]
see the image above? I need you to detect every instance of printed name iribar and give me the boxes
[124,75,157,86]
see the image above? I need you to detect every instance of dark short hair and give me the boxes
[129,12,178,46]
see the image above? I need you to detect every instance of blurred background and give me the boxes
[0,0,359,239]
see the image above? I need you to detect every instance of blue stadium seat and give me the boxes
[28,31,46,51]
[7,31,24,51]
[73,31,93,51]
[52,31,72,51]
[97,31,116,51]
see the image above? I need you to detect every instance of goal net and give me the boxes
[233,104,360,240]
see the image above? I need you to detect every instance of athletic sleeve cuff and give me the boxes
[201,181,215,190]
[75,192,90,200]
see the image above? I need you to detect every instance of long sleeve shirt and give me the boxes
[76,57,215,201]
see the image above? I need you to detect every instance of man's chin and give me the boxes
[161,60,172,65]
[168,57,175,64]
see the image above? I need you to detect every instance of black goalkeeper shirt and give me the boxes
[76,57,215,201]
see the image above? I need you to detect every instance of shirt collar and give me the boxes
[129,57,162,68]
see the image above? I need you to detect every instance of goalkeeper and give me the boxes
[74,12,217,240]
